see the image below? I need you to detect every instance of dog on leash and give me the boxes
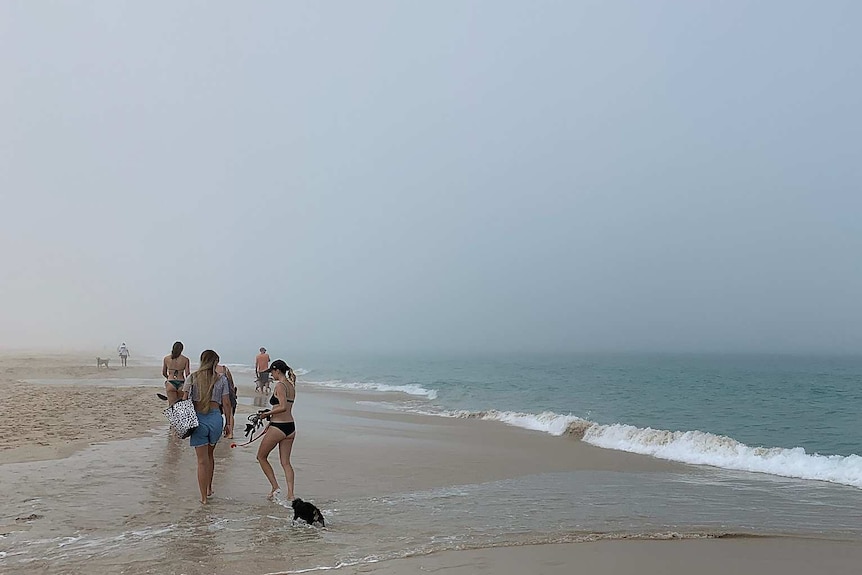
[96,357,110,369]
[291,498,325,527]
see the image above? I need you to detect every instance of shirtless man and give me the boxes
[255,347,271,394]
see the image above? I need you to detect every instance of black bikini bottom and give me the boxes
[269,421,295,437]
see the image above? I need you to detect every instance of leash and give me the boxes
[230,412,270,448]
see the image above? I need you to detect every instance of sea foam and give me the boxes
[444,409,862,489]
[305,379,438,399]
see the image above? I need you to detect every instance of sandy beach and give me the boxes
[0,353,165,464]
[1,351,861,575]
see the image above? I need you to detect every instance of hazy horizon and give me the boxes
[2,2,861,358]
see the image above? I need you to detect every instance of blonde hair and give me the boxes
[192,350,220,414]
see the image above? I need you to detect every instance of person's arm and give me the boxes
[223,391,233,433]
[181,376,192,401]
[162,358,168,379]
[224,366,236,392]
[184,357,191,378]
[219,377,233,432]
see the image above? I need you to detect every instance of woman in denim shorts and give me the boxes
[183,349,233,504]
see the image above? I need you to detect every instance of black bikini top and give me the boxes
[270,394,294,405]
[270,380,295,405]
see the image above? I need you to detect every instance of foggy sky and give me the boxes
[2,1,861,358]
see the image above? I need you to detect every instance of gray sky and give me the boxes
[2,1,861,358]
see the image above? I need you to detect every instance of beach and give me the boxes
[1,352,861,574]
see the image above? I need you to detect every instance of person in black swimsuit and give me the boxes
[256,359,297,501]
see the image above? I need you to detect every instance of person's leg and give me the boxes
[256,427,285,497]
[194,445,210,504]
[207,444,216,496]
[277,435,296,501]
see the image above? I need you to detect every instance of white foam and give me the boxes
[582,423,862,488]
[446,409,585,436]
[435,408,862,488]
[305,379,437,399]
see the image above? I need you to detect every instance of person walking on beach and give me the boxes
[117,342,130,367]
[255,347,271,394]
[182,349,233,504]
[162,341,191,406]
[215,361,237,439]
[256,359,297,501]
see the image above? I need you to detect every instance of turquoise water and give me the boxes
[284,352,862,487]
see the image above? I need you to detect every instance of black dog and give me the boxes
[292,498,325,527]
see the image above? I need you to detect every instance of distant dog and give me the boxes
[96,357,110,369]
[292,498,325,527]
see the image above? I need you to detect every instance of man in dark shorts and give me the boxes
[255,347,271,394]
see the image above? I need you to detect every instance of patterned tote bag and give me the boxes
[164,399,199,439]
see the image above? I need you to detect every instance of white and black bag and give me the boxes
[164,399,199,439]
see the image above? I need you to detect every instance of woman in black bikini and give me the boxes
[162,341,190,406]
[256,359,297,501]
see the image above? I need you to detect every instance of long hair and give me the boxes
[193,349,220,413]
[171,341,184,360]
[287,366,296,385]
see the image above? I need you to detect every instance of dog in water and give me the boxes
[96,357,110,369]
[292,498,325,527]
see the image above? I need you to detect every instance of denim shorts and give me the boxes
[190,409,224,447]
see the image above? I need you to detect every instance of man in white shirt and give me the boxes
[117,342,130,367]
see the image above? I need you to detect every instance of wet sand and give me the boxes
[2,351,861,574]
[339,537,862,575]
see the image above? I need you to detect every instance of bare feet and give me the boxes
[268,488,281,500]
[200,497,207,505]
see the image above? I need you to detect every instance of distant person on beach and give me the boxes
[117,343,130,367]
[256,359,297,501]
[255,347,271,394]
[183,349,233,504]
[215,361,237,439]
[162,342,191,406]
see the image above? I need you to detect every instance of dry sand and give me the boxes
[2,351,861,574]
[0,352,165,463]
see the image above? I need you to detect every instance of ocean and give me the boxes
[292,352,862,488]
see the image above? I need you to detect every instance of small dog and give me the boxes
[96,357,110,369]
[291,498,325,527]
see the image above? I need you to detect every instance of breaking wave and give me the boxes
[305,379,438,400]
[444,409,862,489]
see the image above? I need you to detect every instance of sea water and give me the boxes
[292,352,862,488]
